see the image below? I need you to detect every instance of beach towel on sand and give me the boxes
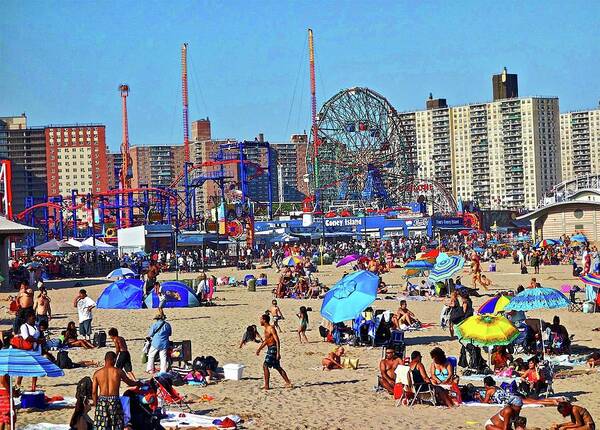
[161,411,241,428]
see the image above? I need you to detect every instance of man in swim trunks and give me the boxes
[551,401,596,430]
[13,281,34,334]
[269,300,284,332]
[92,351,140,430]
[485,396,523,430]
[379,348,403,394]
[108,328,135,380]
[256,313,292,390]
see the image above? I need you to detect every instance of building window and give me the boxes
[574,209,584,219]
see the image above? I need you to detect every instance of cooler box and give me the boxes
[20,391,47,409]
[223,363,245,381]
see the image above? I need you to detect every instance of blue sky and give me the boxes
[1,1,599,151]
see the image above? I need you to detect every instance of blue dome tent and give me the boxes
[144,281,200,309]
[97,279,144,309]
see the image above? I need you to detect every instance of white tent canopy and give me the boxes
[81,237,116,251]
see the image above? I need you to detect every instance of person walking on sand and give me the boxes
[92,351,140,430]
[108,327,136,380]
[269,300,284,332]
[256,313,292,390]
[297,306,309,343]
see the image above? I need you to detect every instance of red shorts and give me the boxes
[0,389,12,424]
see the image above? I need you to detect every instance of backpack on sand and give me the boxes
[93,331,107,348]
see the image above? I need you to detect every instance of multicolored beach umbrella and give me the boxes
[455,315,519,347]
[478,295,511,315]
[535,239,561,248]
[282,255,303,266]
[429,254,465,282]
[579,273,600,288]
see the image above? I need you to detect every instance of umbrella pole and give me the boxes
[540,316,545,360]
[9,375,13,430]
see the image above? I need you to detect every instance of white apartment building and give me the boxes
[560,108,600,182]
[401,96,560,210]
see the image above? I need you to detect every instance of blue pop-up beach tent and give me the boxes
[144,281,200,309]
[97,279,144,309]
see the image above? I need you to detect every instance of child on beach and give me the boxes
[239,325,263,348]
[108,328,136,380]
[269,300,284,332]
[297,306,309,343]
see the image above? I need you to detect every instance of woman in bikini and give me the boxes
[64,321,95,349]
[429,347,455,385]
[485,396,523,430]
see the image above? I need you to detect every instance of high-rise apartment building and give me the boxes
[45,125,109,197]
[560,107,600,181]
[403,71,560,210]
[106,152,123,189]
[130,145,185,188]
[0,115,47,213]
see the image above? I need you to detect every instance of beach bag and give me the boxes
[57,350,74,369]
[93,331,107,348]
[10,335,33,351]
[76,376,93,401]
[520,265,528,274]
[458,345,468,368]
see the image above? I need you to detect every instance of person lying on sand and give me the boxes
[239,324,263,348]
[322,347,345,370]
[587,352,600,368]
[550,401,596,430]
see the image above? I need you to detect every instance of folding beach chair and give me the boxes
[153,376,192,413]
[538,360,556,398]
[568,289,583,312]
[394,365,437,407]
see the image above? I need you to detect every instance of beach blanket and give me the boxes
[161,411,241,429]
[461,402,543,408]
[22,425,69,430]
[546,354,588,367]
[461,374,519,385]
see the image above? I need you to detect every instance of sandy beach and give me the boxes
[2,259,599,430]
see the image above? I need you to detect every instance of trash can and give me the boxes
[247,278,256,292]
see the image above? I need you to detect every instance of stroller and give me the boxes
[124,381,165,430]
[153,374,193,413]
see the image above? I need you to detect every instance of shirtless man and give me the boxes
[92,351,140,430]
[256,313,292,390]
[145,261,160,296]
[269,300,285,332]
[13,281,34,334]
[393,300,419,327]
[379,348,402,394]
[108,328,135,380]
[33,286,52,327]
[485,397,523,430]
[551,401,596,430]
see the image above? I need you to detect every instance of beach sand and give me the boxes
[2,259,599,429]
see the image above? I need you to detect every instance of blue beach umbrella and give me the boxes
[473,247,485,253]
[320,270,379,323]
[0,349,64,430]
[504,287,570,358]
[404,260,434,270]
[106,267,136,279]
[429,255,465,283]
[504,287,570,312]
[571,234,587,243]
